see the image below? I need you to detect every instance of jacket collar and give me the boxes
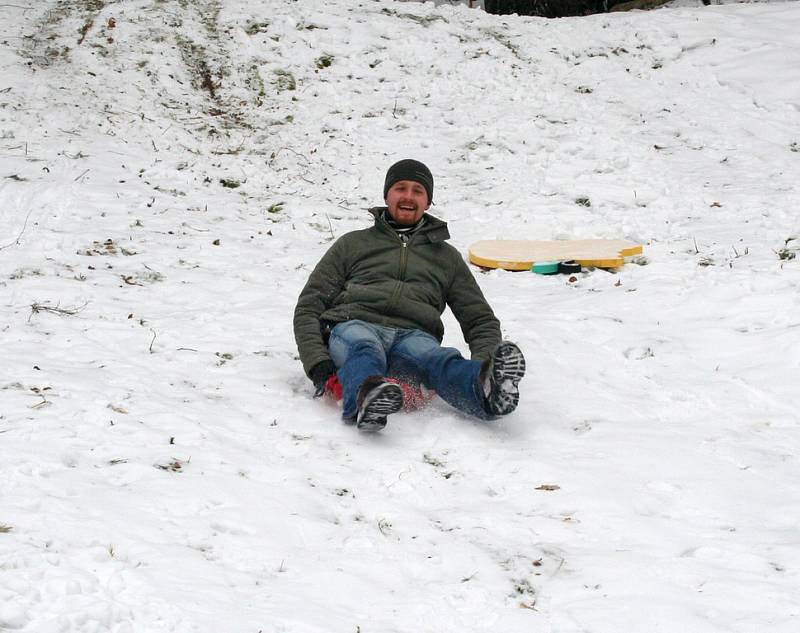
[368,207,450,243]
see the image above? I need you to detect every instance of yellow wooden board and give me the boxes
[468,239,643,271]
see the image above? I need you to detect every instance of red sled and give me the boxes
[323,375,435,411]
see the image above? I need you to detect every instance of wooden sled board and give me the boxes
[469,239,643,270]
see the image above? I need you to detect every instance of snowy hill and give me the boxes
[1,1,799,631]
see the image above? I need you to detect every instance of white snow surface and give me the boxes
[1,1,799,631]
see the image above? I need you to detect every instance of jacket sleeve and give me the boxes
[446,254,502,362]
[293,237,350,376]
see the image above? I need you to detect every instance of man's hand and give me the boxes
[309,359,337,397]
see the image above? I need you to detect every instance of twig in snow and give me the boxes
[149,328,157,353]
[268,146,310,167]
[325,213,335,240]
[211,137,246,156]
[29,386,52,409]
[77,18,94,45]
[74,169,90,182]
[28,301,87,321]
[377,518,392,535]
[680,38,716,54]
[181,223,209,232]
[0,207,33,251]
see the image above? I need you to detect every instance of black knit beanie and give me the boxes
[383,159,434,205]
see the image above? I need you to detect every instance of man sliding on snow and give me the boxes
[293,159,525,431]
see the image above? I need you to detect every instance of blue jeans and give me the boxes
[328,320,488,420]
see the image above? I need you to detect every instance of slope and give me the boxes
[1,1,799,632]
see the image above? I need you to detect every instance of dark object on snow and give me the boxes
[558,260,582,274]
[485,0,608,17]
[484,0,666,17]
[310,359,337,397]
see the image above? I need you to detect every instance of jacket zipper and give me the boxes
[386,237,409,314]
[399,240,408,277]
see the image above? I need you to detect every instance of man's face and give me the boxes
[385,180,429,226]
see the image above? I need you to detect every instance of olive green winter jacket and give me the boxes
[293,208,501,376]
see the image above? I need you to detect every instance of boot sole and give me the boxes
[357,383,404,431]
[488,341,526,416]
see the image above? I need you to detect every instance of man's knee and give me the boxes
[329,320,385,366]
[393,328,443,359]
[348,338,384,358]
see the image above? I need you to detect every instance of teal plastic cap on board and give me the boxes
[531,261,560,275]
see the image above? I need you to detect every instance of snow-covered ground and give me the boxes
[1,0,799,631]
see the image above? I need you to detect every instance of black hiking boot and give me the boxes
[356,377,404,432]
[483,341,526,416]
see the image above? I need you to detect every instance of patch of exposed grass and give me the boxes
[272,69,296,92]
[175,35,219,99]
[245,20,270,35]
[315,54,333,70]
